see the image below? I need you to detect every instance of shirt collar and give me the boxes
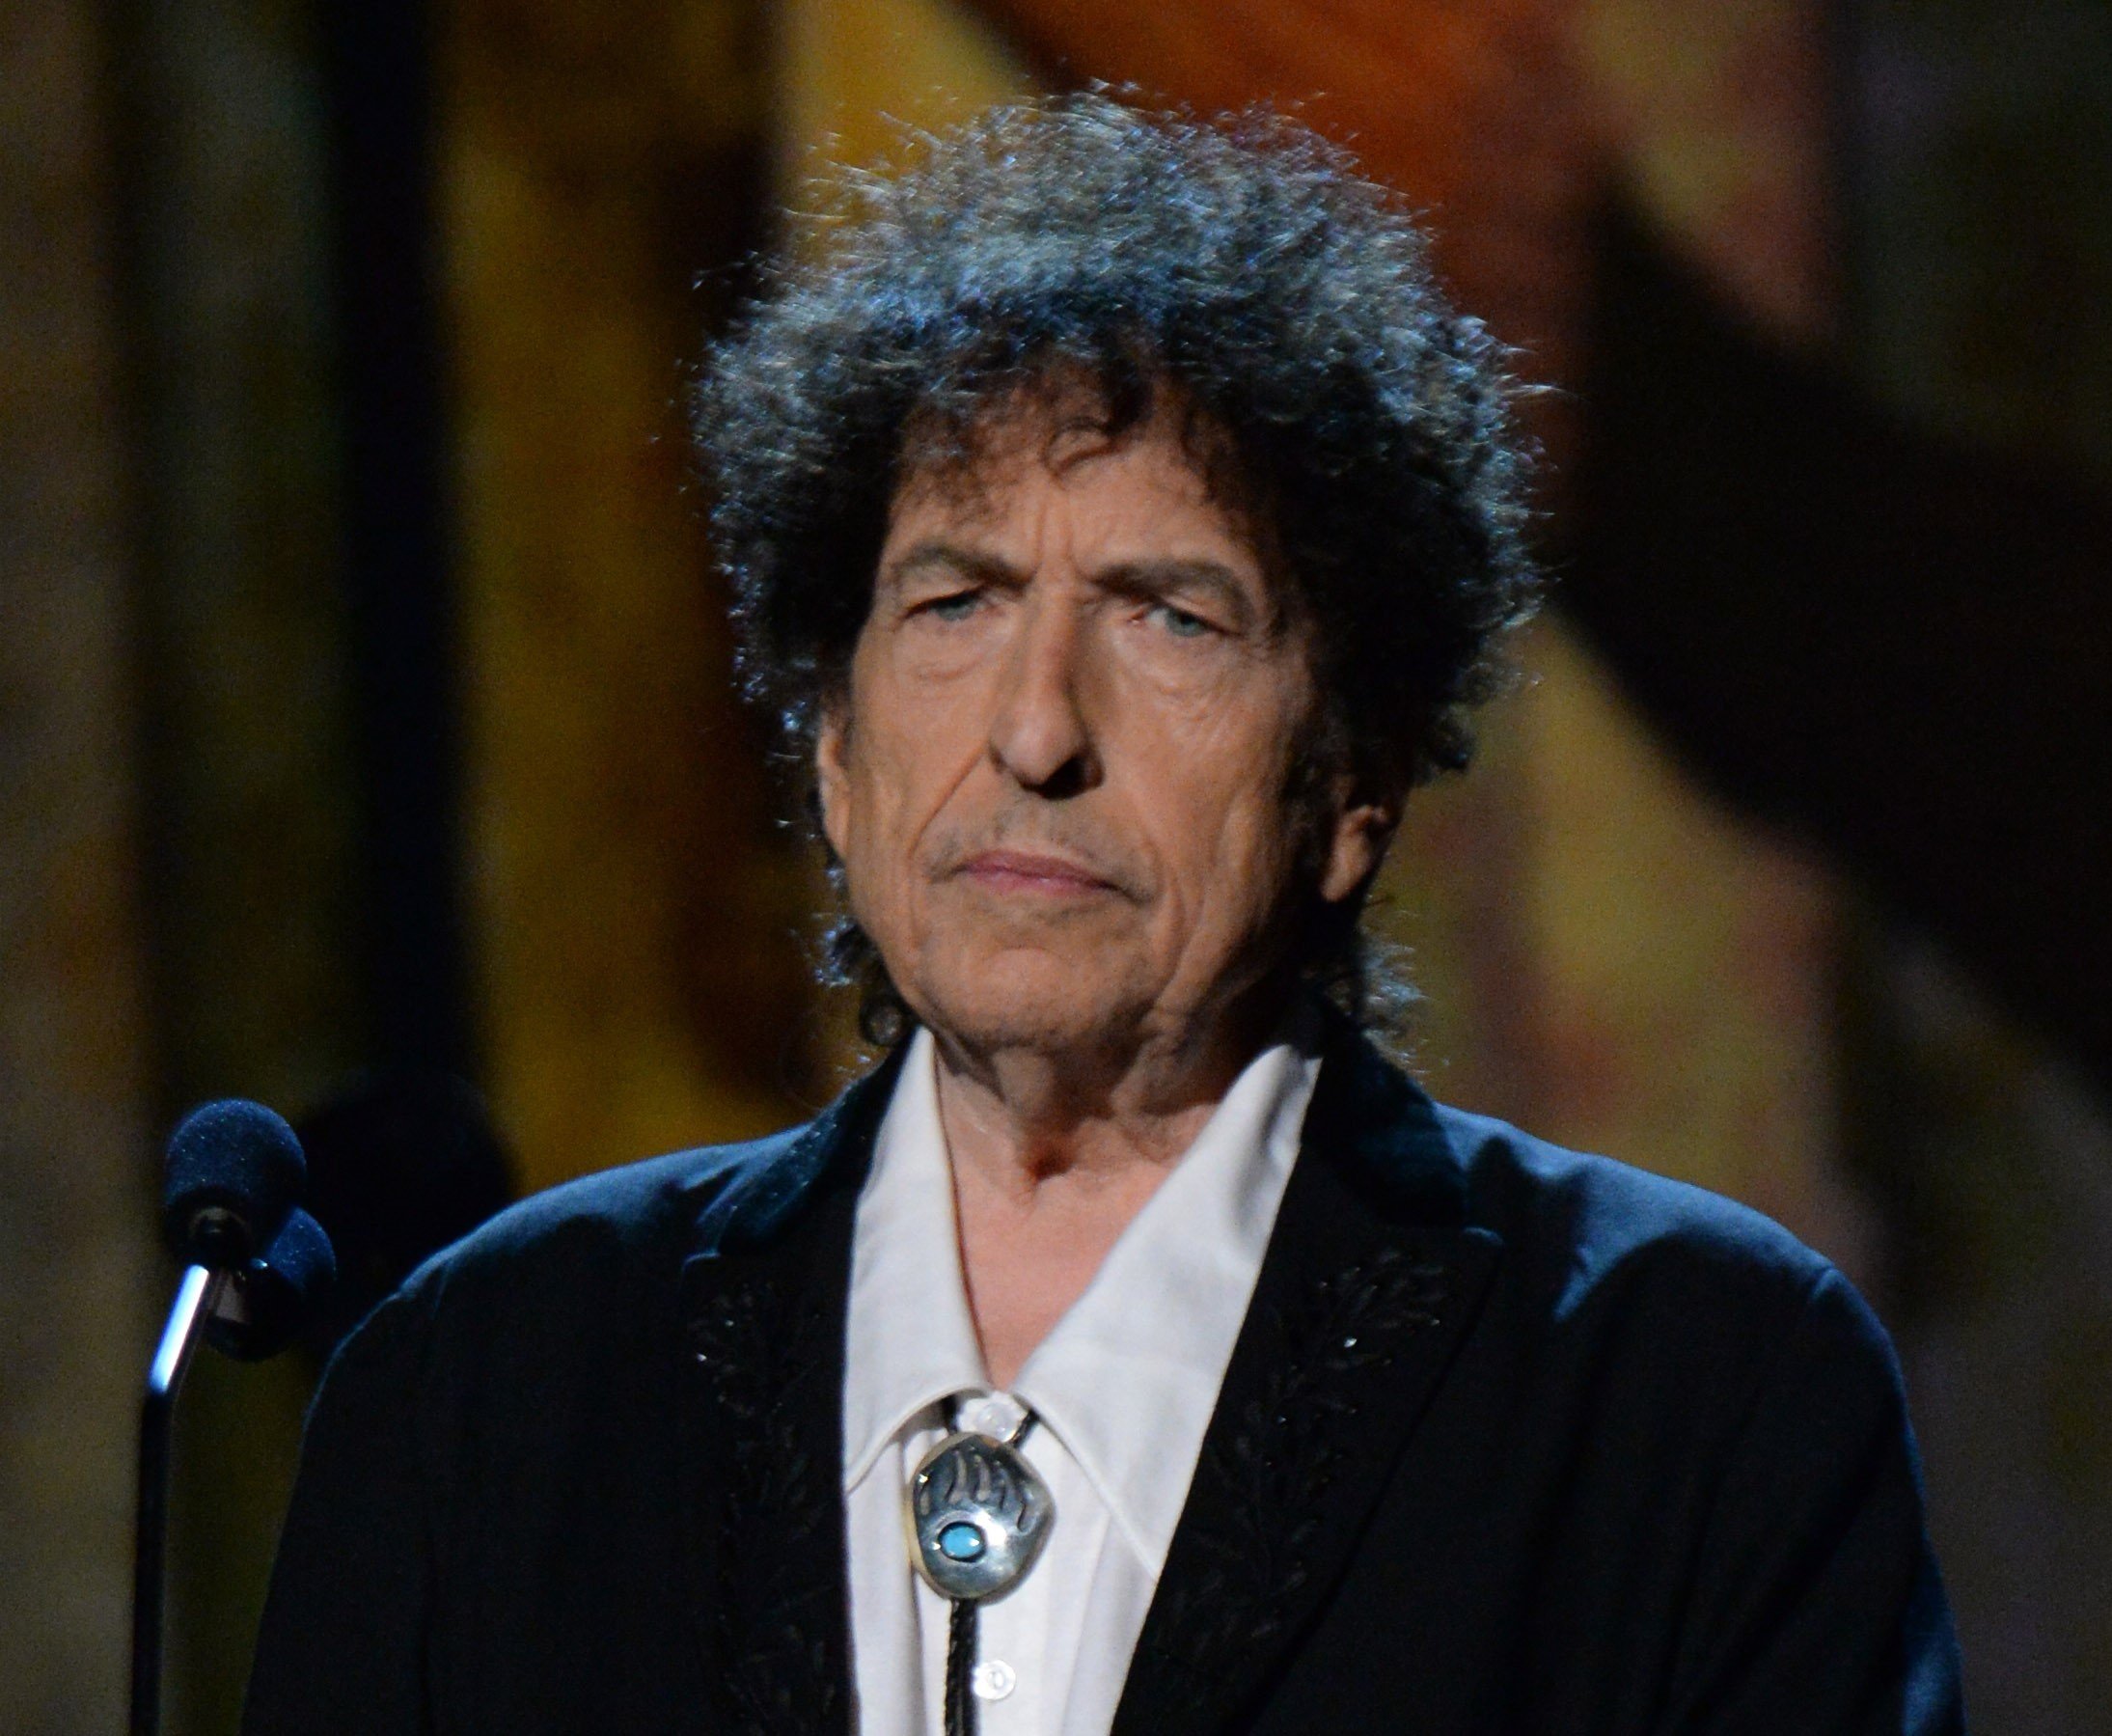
[842,1026,987,1493]
[840,1014,1323,1576]
[1014,1014,1319,1573]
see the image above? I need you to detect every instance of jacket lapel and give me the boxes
[674,1055,902,1736]
[1111,1028,1504,1736]
[667,1028,1498,1736]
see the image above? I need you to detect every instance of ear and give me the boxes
[1318,791,1397,906]
[815,698,854,862]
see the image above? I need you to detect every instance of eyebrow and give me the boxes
[882,540,1021,591]
[882,541,1268,629]
[1102,559,1260,628]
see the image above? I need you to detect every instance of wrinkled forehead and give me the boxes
[887,372,1270,548]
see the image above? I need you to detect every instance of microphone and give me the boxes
[206,1207,339,1362]
[136,1098,335,1736]
[160,1098,305,1269]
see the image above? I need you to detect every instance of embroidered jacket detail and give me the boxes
[690,1272,845,1734]
[1154,1246,1455,1670]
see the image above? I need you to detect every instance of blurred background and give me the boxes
[5,0,2110,1727]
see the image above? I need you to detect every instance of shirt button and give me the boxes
[962,1392,1028,1439]
[972,1659,1018,1701]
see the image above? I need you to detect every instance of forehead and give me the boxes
[885,385,1270,561]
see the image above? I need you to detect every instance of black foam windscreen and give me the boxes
[206,1208,339,1362]
[161,1098,306,1269]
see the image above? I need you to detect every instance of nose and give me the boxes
[987,592,1100,796]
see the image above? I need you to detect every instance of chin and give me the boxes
[907,945,1146,1058]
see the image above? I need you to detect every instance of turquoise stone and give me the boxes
[937,1521,986,1562]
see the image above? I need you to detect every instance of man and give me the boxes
[246,96,1963,1733]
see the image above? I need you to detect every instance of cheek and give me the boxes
[837,685,983,903]
[1145,711,1308,912]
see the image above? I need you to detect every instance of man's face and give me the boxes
[816,397,1386,1072]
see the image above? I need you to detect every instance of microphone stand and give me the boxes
[131,1264,227,1736]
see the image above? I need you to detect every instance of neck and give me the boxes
[929,996,1285,1386]
[933,1042,1211,1189]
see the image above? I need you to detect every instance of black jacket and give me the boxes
[246,1026,1963,1733]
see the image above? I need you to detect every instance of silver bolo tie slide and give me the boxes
[905,1402,1055,1736]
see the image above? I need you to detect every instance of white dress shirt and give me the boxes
[842,1020,1323,1736]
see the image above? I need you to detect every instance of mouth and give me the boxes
[951,848,1121,898]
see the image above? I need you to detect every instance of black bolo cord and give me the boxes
[946,1598,978,1736]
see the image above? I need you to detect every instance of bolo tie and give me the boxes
[906,1400,1055,1736]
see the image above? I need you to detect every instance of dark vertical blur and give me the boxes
[320,0,474,1080]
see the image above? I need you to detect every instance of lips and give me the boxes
[952,848,1117,896]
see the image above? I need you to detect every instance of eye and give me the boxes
[1147,601,1214,639]
[918,589,985,623]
